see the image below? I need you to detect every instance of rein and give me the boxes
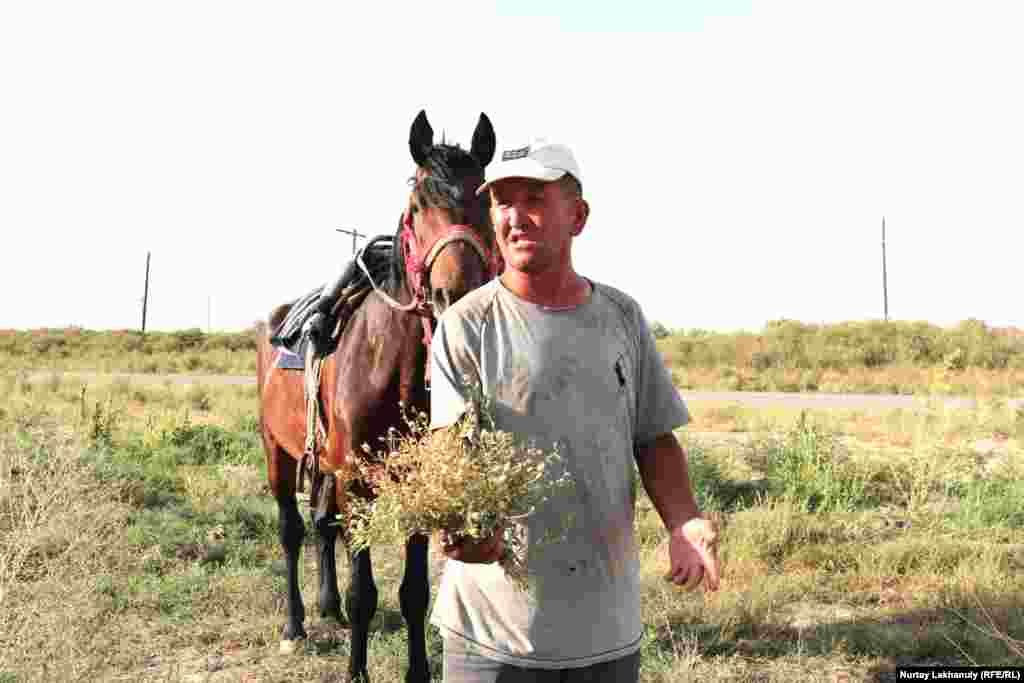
[355,223,500,382]
[401,223,499,308]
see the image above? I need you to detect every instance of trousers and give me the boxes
[442,637,640,683]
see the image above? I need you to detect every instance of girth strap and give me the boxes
[298,342,326,493]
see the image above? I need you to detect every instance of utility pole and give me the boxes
[336,227,367,255]
[882,217,889,322]
[141,251,151,333]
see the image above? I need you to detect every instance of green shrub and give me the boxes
[83,443,183,509]
[30,334,68,356]
[657,319,1024,376]
[950,478,1024,529]
[219,496,278,544]
[764,413,872,512]
[86,398,120,448]
[650,321,671,339]
[163,419,262,467]
[173,329,206,352]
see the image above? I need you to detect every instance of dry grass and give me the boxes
[2,373,1023,682]
[346,398,574,592]
[687,397,1024,452]
[670,364,1024,397]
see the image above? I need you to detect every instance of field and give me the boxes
[4,318,1024,396]
[2,325,1024,681]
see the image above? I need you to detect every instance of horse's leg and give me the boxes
[272,452,307,641]
[310,473,343,622]
[400,533,431,683]
[345,544,378,683]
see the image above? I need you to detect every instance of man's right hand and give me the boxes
[440,528,505,564]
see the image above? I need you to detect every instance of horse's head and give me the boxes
[398,110,500,317]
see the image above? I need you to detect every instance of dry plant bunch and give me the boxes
[344,381,575,591]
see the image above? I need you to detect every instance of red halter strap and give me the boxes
[400,223,501,383]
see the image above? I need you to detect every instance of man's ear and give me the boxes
[571,199,590,236]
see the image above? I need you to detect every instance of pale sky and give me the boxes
[2,1,1021,333]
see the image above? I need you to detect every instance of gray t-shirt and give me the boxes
[428,277,689,669]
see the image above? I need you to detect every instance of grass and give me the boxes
[0,328,257,375]
[1,372,1023,681]
[687,396,1024,447]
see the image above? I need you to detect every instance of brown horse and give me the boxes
[255,110,498,682]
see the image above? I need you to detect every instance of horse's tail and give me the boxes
[255,305,289,401]
[254,320,270,401]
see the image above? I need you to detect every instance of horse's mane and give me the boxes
[383,142,492,296]
[385,217,405,295]
[411,143,486,212]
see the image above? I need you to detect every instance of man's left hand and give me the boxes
[666,516,721,592]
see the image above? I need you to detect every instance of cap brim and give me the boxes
[476,160,568,195]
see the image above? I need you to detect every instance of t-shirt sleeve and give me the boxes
[632,306,689,444]
[429,313,481,431]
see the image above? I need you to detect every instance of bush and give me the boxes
[656,319,1024,380]
[83,444,183,509]
[764,412,872,512]
[164,419,261,467]
[650,321,671,339]
[750,351,784,371]
[30,334,68,356]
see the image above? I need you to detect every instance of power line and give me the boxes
[141,251,151,333]
[336,227,368,255]
[882,217,889,322]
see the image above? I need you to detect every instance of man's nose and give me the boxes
[503,204,526,229]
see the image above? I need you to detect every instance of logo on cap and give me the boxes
[501,146,530,161]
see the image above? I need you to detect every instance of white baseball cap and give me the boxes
[476,138,583,194]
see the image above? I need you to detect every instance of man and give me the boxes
[428,137,720,682]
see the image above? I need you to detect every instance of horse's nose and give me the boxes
[428,238,492,317]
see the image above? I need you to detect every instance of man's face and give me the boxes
[488,177,587,276]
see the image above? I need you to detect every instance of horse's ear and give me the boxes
[409,110,433,167]
[471,113,496,167]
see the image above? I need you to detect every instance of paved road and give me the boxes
[675,390,1023,412]
[21,370,1023,412]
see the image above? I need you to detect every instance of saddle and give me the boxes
[270,235,396,358]
[268,235,395,503]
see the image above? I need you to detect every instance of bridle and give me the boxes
[355,213,501,383]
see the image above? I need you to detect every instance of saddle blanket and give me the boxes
[273,346,306,370]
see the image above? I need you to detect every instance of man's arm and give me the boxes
[635,432,721,591]
[634,432,700,530]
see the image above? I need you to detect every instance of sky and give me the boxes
[1,0,1021,333]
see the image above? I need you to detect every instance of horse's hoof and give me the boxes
[281,623,307,642]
